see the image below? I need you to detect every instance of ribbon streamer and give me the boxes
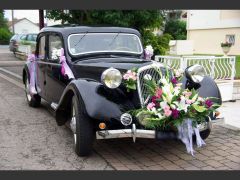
[177,118,205,156]
[59,48,75,80]
[27,54,38,95]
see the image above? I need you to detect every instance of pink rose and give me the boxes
[186,99,194,104]
[123,70,137,81]
[164,109,172,117]
[123,73,130,80]
[183,91,192,97]
[147,102,155,110]
[155,88,163,98]
[164,105,170,111]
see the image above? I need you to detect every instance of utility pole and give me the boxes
[11,10,15,34]
[39,10,44,30]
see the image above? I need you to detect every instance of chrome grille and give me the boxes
[137,63,165,107]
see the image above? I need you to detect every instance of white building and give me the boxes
[8,18,40,34]
[187,10,240,55]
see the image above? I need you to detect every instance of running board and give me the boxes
[50,102,58,110]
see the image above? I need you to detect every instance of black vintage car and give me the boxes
[23,25,222,156]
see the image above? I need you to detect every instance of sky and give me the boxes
[4,10,41,23]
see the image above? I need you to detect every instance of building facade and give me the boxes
[187,10,240,55]
[8,18,40,34]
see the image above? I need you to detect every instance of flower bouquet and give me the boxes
[127,67,220,155]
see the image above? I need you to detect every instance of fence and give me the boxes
[155,55,236,101]
[155,55,236,81]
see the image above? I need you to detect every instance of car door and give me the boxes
[35,34,47,99]
[45,33,67,103]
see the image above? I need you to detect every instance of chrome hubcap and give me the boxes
[70,105,77,145]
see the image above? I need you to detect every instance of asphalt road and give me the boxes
[0,46,240,170]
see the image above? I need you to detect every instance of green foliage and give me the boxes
[0,10,12,45]
[46,10,171,55]
[0,28,12,44]
[0,10,8,29]
[142,30,172,55]
[164,20,187,40]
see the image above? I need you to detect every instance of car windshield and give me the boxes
[68,33,143,56]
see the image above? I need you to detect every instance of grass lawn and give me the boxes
[236,56,240,79]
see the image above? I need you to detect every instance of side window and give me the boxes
[20,35,27,40]
[38,36,46,59]
[48,35,63,62]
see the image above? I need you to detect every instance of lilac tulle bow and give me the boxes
[59,48,74,80]
[27,54,38,95]
[177,118,206,156]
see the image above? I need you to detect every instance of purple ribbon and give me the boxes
[27,54,38,95]
[177,118,206,156]
[59,48,75,80]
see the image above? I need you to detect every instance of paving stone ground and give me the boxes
[94,124,240,170]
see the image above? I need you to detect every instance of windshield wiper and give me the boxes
[108,32,120,47]
[74,32,88,47]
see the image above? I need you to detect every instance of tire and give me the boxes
[24,73,41,107]
[199,128,211,140]
[71,95,95,156]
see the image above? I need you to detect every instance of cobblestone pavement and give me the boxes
[0,75,113,170]
[0,47,240,170]
[94,124,240,170]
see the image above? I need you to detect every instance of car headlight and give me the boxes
[185,64,206,83]
[101,68,122,89]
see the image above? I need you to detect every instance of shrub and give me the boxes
[142,30,172,56]
[164,20,187,40]
[0,28,12,45]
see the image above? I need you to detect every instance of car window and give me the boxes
[27,34,37,42]
[48,35,63,62]
[20,35,27,41]
[10,35,17,41]
[68,33,143,56]
[38,36,46,59]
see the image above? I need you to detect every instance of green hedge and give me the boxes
[236,56,240,79]
[0,28,12,45]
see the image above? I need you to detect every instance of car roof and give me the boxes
[40,25,141,37]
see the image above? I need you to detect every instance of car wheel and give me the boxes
[70,95,95,156]
[24,73,41,107]
[199,128,211,140]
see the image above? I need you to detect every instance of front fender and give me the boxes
[55,79,135,126]
[181,76,222,105]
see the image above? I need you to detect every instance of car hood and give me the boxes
[72,57,161,81]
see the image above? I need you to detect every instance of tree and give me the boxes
[0,10,12,44]
[46,10,172,55]
[164,19,187,40]
[0,10,8,29]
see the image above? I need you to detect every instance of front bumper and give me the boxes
[96,118,212,142]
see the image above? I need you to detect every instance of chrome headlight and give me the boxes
[185,64,206,83]
[101,68,122,89]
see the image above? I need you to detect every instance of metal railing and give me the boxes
[155,55,236,81]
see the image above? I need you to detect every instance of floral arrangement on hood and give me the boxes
[130,66,219,155]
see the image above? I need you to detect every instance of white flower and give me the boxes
[145,45,154,54]
[160,101,168,109]
[157,113,164,119]
[160,78,168,85]
[177,96,189,112]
